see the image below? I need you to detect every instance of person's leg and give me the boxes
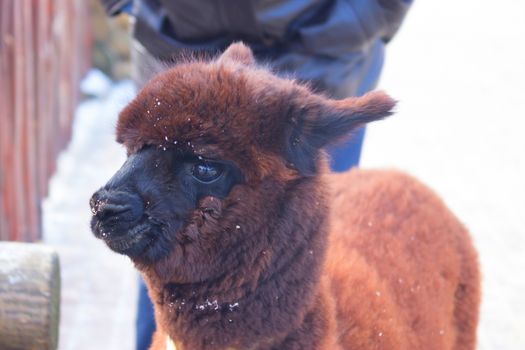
[136,277,156,350]
[328,127,365,172]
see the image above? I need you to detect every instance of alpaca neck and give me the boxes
[145,178,330,349]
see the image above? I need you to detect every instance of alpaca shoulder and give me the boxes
[323,169,469,349]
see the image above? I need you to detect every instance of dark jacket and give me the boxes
[102,0,412,98]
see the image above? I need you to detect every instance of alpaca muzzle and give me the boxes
[89,188,151,255]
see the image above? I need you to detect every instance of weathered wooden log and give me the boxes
[0,242,60,350]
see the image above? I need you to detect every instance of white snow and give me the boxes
[80,68,113,97]
[228,302,240,311]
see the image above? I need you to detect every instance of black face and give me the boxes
[89,146,243,262]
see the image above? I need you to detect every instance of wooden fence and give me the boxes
[0,0,91,241]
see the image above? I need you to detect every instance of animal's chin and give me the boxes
[97,220,178,263]
[102,222,155,258]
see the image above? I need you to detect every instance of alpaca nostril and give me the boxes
[90,189,145,226]
[95,203,133,221]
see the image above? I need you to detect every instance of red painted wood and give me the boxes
[0,0,91,242]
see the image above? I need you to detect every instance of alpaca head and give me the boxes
[89,43,395,282]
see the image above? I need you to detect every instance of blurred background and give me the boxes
[0,0,524,349]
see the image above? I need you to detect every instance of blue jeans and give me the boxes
[135,129,365,350]
[328,127,365,172]
[136,279,156,350]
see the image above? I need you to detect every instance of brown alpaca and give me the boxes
[90,43,480,350]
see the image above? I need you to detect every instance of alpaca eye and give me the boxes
[191,162,222,183]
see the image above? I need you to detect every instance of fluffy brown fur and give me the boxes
[112,43,480,350]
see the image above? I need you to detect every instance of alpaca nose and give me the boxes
[93,202,131,221]
[90,189,144,228]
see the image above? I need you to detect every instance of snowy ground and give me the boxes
[43,78,138,350]
[43,1,524,349]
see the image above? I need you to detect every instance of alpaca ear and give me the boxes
[218,42,255,66]
[285,91,396,175]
